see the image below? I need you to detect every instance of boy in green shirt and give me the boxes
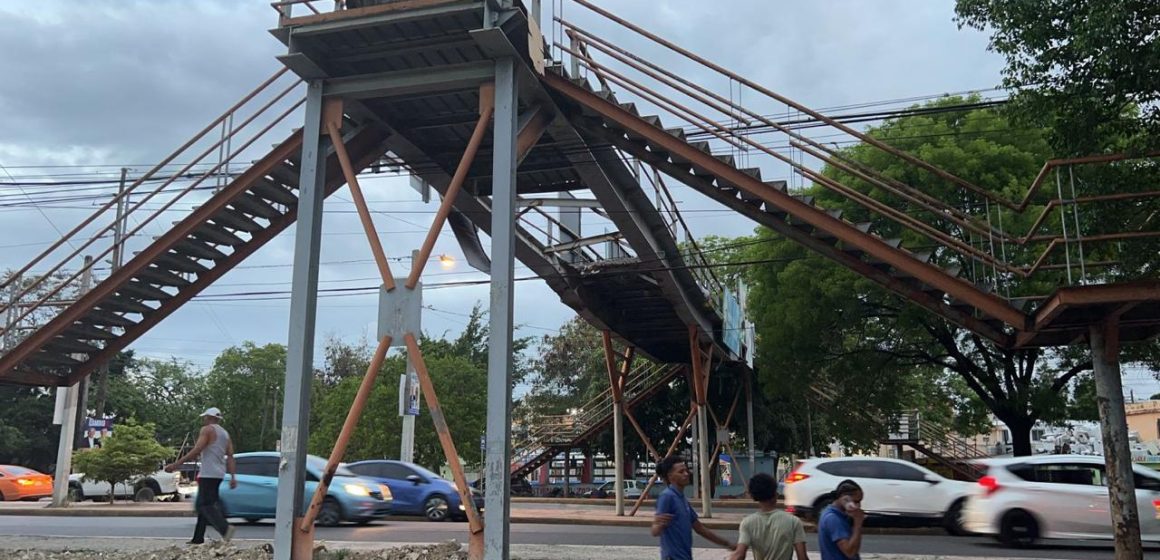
[730,473,807,560]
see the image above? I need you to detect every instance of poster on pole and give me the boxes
[399,371,420,416]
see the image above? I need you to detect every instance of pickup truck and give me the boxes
[68,470,181,502]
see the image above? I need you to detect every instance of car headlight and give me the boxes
[343,483,371,497]
[378,484,393,499]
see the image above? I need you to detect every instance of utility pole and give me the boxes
[51,256,94,507]
[92,168,129,419]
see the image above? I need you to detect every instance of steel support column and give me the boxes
[483,55,518,560]
[746,372,756,483]
[1091,321,1143,560]
[274,81,329,560]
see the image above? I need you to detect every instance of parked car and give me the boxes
[346,460,483,522]
[68,468,180,502]
[782,457,972,535]
[962,454,1160,547]
[583,479,662,499]
[211,452,391,526]
[0,465,53,501]
[471,475,534,497]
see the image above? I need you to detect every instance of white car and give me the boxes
[68,469,181,502]
[782,457,972,535]
[962,454,1160,546]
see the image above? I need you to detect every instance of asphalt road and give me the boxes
[1,516,1157,559]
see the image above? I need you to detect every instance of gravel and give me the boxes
[3,541,467,560]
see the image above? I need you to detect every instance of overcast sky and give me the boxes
[2,1,1155,395]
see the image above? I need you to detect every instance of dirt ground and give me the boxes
[3,541,468,560]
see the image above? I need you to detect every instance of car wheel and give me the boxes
[68,485,84,503]
[943,499,967,536]
[424,495,450,522]
[316,497,343,527]
[134,486,157,503]
[999,509,1038,548]
[811,495,833,521]
[0,491,6,502]
[355,518,374,526]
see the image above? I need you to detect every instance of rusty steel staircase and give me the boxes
[538,0,1160,350]
[0,70,392,387]
[510,361,683,479]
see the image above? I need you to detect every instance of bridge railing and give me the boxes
[550,0,1160,306]
[0,70,304,349]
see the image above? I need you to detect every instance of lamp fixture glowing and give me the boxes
[438,254,456,269]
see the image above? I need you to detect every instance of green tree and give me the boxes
[72,420,171,503]
[738,99,1157,456]
[101,357,207,450]
[955,0,1160,155]
[0,386,57,472]
[204,342,286,452]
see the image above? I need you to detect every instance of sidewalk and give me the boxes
[0,501,745,530]
[0,535,1060,560]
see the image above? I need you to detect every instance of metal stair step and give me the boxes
[714,154,736,167]
[882,238,903,249]
[252,179,298,206]
[118,280,174,302]
[664,127,686,141]
[617,102,639,116]
[212,208,263,233]
[63,323,117,341]
[26,352,83,368]
[853,222,873,233]
[765,180,788,193]
[154,251,211,274]
[192,222,245,246]
[231,192,283,220]
[266,163,301,188]
[84,309,138,328]
[173,239,228,261]
[45,337,101,355]
[98,296,154,314]
[136,266,191,288]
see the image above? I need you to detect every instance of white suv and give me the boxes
[782,457,972,535]
[962,454,1160,546]
[68,469,181,502]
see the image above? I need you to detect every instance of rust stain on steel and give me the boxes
[327,119,396,292]
[300,334,392,532]
[402,333,485,541]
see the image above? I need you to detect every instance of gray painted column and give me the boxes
[746,374,755,480]
[1090,323,1143,560]
[274,81,328,560]
[613,398,625,515]
[484,55,518,560]
[697,406,712,517]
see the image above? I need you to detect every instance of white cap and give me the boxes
[200,407,223,419]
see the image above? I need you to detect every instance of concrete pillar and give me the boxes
[613,396,625,515]
[1090,322,1142,560]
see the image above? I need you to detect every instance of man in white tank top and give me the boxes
[165,407,236,545]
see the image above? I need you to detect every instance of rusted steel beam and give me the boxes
[407,84,495,289]
[326,103,396,292]
[300,334,391,531]
[602,331,623,403]
[623,406,661,461]
[403,333,484,557]
[629,406,697,517]
[546,73,1028,331]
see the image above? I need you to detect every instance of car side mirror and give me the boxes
[924,475,941,485]
[406,475,422,485]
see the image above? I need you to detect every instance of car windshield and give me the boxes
[306,456,356,478]
[5,466,36,476]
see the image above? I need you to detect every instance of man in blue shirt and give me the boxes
[651,456,735,560]
[818,479,865,560]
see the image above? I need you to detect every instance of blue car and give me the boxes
[346,459,483,522]
[207,452,391,526]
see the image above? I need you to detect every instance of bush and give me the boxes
[72,420,170,503]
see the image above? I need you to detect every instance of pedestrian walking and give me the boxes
[818,479,864,560]
[730,473,806,560]
[165,407,236,545]
[651,455,735,560]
